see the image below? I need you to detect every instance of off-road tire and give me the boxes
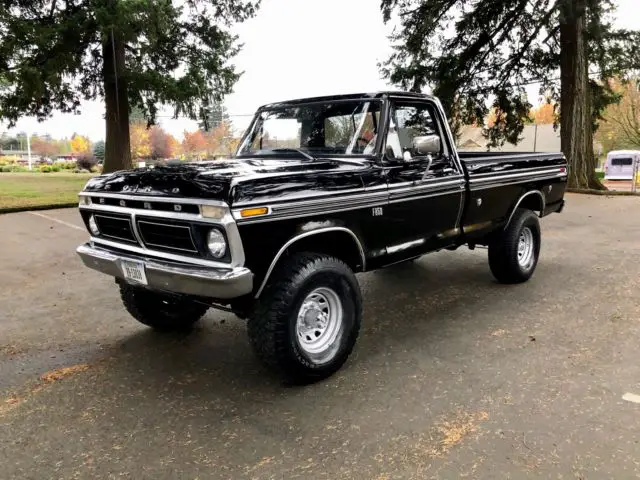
[248,253,362,384]
[119,284,209,331]
[488,208,541,284]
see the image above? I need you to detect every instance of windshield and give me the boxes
[237,99,382,158]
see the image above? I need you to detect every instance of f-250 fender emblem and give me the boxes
[372,207,384,217]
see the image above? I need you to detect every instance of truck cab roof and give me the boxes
[258,91,437,110]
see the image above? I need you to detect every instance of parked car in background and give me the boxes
[604,150,640,181]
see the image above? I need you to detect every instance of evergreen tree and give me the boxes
[0,0,259,173]
[380,0,640,189]
[198,100,230,132]
[93,140,106,162]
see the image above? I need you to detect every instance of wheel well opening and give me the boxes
[519,192,544,216]
[281,231,365,273]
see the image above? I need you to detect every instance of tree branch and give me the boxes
[497,3,559,85]
[462,0,531,81]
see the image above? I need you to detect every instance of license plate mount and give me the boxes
[121,260,148,286]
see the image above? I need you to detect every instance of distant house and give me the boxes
[55,153,82,163]
[457,124,562,152]
[0,150,43,163]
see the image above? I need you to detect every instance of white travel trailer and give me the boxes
[604,150,640,180]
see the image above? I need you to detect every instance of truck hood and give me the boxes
[82,157,368,204]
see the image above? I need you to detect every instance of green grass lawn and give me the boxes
[0,172,94,211]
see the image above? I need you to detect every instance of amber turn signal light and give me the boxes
[239,207,269,218]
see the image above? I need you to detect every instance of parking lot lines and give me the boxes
[27,211,85,231]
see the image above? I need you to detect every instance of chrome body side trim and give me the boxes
[469,172,567,191]
[470,165,563,178]
[233,178,466,224]
[469,168,564,184]
[387,187,462,204]
[255,227,366,299]
[233,199,389,225]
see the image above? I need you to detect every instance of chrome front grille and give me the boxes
[137,220,198,253]
[79,193,241,267]
[92,196,200,214]
[94,214,137,243]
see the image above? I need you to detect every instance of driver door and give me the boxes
[382,98,465,264]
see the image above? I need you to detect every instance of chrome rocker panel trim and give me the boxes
[77,243,253,300]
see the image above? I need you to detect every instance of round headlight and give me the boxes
[88,215,100,236]
[207,229,227,258]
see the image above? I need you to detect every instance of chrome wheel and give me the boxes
[296,287,344,363]
[517,227,535,269]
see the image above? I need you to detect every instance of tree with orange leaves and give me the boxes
[597,77,640,149]
[31,136,59,158]
[530,103,556,124]
[70,133,91,154]
[149,126,179,160]
[182,130,208,160]
[129,122,151,159]
[205,120,238,157]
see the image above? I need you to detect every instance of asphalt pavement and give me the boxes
[2,193,640,479]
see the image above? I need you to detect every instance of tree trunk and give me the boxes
[102,28,132,174]
[559,0,604,190]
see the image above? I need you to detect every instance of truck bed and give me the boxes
[456,151,568,240]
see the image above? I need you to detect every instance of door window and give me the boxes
[384,102,446,162]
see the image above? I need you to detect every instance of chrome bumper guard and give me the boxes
[76,243,253,299]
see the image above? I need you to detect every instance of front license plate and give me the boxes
[122,260,148,285]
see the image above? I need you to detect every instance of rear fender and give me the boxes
[504,190,545,230]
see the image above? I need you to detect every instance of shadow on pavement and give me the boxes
[105,254,521,398]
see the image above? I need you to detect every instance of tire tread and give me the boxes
[120,284,208,331]
[248,252,362,383]
[488,208,541,284]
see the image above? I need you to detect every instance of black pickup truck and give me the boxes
[76,91,567,383]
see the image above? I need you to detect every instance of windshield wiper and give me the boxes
[270,148,316,161]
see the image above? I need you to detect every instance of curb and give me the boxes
[0,203,78,215]
[567,188,640,196]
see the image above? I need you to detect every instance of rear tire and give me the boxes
[248,252,362,384]
[488,208,541,284]
[119,284,208,331]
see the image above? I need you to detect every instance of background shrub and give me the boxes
[76,154,97,171]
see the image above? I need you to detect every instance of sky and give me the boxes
[1,0,638,142]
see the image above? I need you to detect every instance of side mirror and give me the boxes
[413,135,441,156]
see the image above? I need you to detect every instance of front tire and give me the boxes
[488,208,541,284]
[119,284,209,331]
[248,253,362,384]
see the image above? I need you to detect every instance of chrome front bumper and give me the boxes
[76,243,253,299]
